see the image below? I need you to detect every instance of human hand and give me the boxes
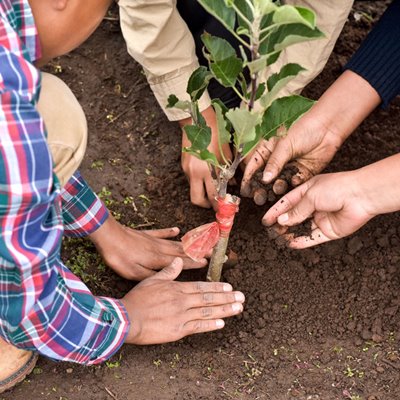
[240,115,342,200]
[180,106,232,209]
[89,215,207,281]
[241,70,381,202]
[263,171,373,248]
[121,258,245,345]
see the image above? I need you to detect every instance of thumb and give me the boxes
[263,138,293,184]
[150,257,183,281]
[277,193,315,227]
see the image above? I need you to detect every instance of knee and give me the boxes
[37,72,88,186]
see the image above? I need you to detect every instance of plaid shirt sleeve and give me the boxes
[0,0,130,365]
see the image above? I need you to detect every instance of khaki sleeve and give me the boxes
[118,0,211,121]
[261,0,354,97]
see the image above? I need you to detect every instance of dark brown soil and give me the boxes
[4,2,400,399]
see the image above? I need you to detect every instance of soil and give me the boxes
[3,2,400,400]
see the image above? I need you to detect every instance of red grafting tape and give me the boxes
[216,195,239,238]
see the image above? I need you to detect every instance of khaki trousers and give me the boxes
[36,72,88,187]
[263,0,355,97]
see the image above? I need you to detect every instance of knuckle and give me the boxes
[202,307,213,318]
[195,282,206,292]
[203,292,214,304]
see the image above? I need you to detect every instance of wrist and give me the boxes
[352,154,400,217]
[312,70,381,144]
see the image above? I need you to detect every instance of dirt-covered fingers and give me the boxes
[241,138,276,197]
[283,226,332,249]
[290,161,317,187]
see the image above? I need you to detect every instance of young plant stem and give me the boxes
[207,152,241,282]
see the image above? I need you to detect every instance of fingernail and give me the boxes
[278,213,289,224]
[262,171,273,183]
[223,283,233,292]
[235,292,245,302]
[216,319,224,328]
[232,303,242,312]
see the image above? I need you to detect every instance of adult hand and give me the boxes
[121,258,245,345]
[241,70,381,199]
[263,171,373,249]
[89,215,207,281]
[180,106,232,209]
[240,116,342,198]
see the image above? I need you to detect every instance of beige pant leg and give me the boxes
[36,73,88,187]
[261,0,354,96]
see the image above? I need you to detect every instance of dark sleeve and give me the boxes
[345,0,400,108]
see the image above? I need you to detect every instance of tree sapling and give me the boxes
[168,0,324,281]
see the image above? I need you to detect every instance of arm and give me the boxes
[119,1,232,208]
[242,0,400,197]
[118,0,211,121]
[0,36,129,363]
[242,70,381,195]
[263,153,400,248]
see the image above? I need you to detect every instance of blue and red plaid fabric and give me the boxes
[0,0,129,364]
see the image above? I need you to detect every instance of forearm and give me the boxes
[306,70,381,144]
[118,0,211,121]
[345,0,400,108]
[60,172,109,238]
[355,153,400,217]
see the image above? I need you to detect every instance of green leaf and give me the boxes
[213,101,231,147]
[202,33,243,87]
[197,0,236,33]
[183,148,220,167]
[254,0,277,17]
[233,0,254,24]
[260,95,315,140]
[184,124,212,151]
[226,108,262,147]
[260,63,305,108]
[210,58,242,87]
[187,66,212,102]
[254,82,266,101]
[166,94,191,111]
[246,55,268,75]
[202,32,237,61]
[272,6,316,30]
[259,24,325,57]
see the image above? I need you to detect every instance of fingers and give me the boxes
[284,227,332,249]
[241,148,267,197]
[262,182,312,227]
[190,178,211,208]
[182,301,244,335]
[204,176,218,210]
[185,291,245,308]
[181,280,233,294]
[149,257,183,281]
[144,227,180,239]
[262,138,294,184]
[291,162,315,187]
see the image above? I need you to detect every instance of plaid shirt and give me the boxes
[0,0,129,364]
